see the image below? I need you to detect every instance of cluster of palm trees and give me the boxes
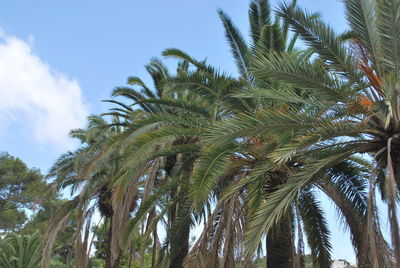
[44,0,400,267]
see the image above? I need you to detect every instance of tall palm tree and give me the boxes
[227,0,400,266]
[107,55,248,268]
[190,0,391,266]
[43,115,143,268]
[104,58,198,268]
[202,1,318,266]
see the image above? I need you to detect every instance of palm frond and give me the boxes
[252,51,349,101]
[249,0,271,45]
[298,191,332,267]
[218,8,252,81]
[122,175,186,246]
[377,0,400,75]
[190,142,239,209]
[244,145,358,255]
[343,0,380,72]
[278,3,359,80]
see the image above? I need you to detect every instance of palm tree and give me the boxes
[106,55,248,268]
[228,0,400,266]
[117,2,343,266]
[0,232,42,268]
[43,115,143,268]
[195,1,318,267]
[190,0,391,266]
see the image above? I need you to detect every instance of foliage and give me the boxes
[0,152,49,232]
[0,232,42,268]
[3,0,397,267]
[88,258,105,268]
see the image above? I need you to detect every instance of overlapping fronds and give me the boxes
[190,142,239,209]
[278,3,358,79]
[298,191,332,267]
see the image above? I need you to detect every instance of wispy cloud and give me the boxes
[0,30,89,150]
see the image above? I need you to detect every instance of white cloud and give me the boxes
[0,31,89,150]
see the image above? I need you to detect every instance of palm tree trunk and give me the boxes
[169,201,190,268]
[386,139,400,267]
[66,250,72,268]
[169,224,190,268]
[243,257,253,268]
[127,245,133,268]
[266,212,295,268]
[105,218,113,268]
[103,216,121,268]
[151,228,158,268]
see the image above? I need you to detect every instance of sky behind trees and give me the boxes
[0,0,358,263]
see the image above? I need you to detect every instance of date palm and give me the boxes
[108,55,249,268]
[191,0,392,266]
[231,0,400,266]
[43,115,143,268]
[104,58,205,268]
[202,1,326,266]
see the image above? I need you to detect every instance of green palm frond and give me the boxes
[249,0,271,45]
[344,0,380,71]
[244,145,358,255]
[149,143,202,160]
[112,87,157,113]
[122,175,186,246]
[127,75,146,88]
[0,232,42,268]
[190,142,239,209]
[298,191,332,267]
[257,23,284,54]
[162,48,199,67]
[146,58,170,97]
[278,3,359,80]
[251,51,350,101]
[377,0,400,74]
[327,160,369,216]
[218,8,251,81]
[162,48,219,76]
[103,99,134,112]
[139,98,212,118]
[115,126,202,186]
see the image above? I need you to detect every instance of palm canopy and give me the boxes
[188,0,394,266]
[43,115,144,268]
[102,54,250,267]
[214,0,400,265]
[42,0,399,267]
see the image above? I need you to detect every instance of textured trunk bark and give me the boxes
[66,251,72,268]
[243,258,253,268]
[169,219,190,268]
[266,212,295,268]
[151,228,158,268]
[169,202,190,268]
[393,149,400,192]
[105,218,113,268]
[112,254,120,268]
[127,245,133,268]
[389,153,400,268]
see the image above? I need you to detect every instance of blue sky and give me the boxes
[0,0,358,262]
